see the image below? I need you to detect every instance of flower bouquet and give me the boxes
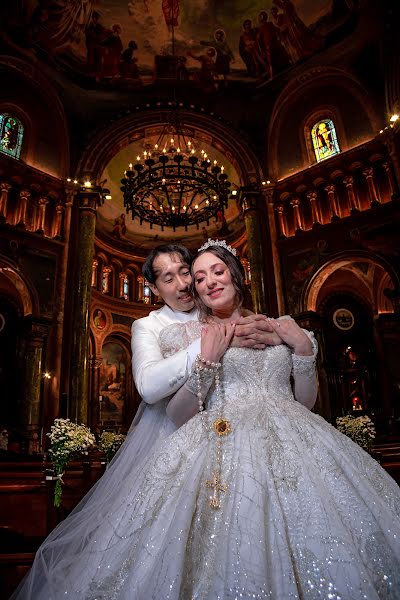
[98,431,126,463]
[336,414,376,452]
[47,418,96,507]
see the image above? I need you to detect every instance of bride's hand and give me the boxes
[200,321,236,364]
[231,314,282,348]
[267,317,313,355]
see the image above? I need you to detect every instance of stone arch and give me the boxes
[76,107,265,186]
[268,66,381,180]
[301,252,398,315]
[0,257,38,316]
[0,55,70,177]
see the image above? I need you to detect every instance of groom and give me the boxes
[131,243,276,406]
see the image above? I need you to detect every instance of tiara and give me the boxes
[198,238,237,256]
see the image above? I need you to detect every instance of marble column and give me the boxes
[21,319,49,454]
[102,267,112,294]
[343,175,361,213]
[70,187,102,424]
[91,259,99,288]
[120,272,128,299]
[16,189,30,227]
[307,190,321,226]
[290,196,303,232]
[36,197,49,234]
[265,185,285,315]
[53,203,65,238]
[0,182,11,221]
[239,188,269,315]
[383,161,396,198]
[50,191,74,426]
[362,167,380,206]
[274,203,287,238]
[325,183,340,220]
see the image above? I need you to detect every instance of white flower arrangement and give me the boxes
[47,418,96,506]
[98,431,126,463]
[336,414,376,452]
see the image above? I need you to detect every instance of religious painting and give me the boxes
[93,308,107,330]
[1,1,357,88]
[99,341,128,426]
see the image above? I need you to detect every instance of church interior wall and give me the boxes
[0,2,399,591]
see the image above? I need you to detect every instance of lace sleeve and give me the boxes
[292,330,318,410]
[166,361,216,428]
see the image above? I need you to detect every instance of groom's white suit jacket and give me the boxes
[131,304,200,404]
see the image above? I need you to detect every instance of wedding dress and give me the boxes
[13,321,400,599]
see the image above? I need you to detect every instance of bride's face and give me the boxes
[193,251,237,313]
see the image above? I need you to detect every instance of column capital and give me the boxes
[290,196,301,207]
[343,175,354,187]
[0,182,11,193]
[324,184,336,193]
[239,187,263,213]
[274,203,285,214]
[362,166,374,178]
[307,191,318,201]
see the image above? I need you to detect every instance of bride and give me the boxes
[14,240,400,599]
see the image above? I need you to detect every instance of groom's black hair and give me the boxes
[142,244,193,284]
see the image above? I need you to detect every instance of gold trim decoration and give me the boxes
[213,418,232,437]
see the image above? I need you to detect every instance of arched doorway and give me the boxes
[302,254,398,423]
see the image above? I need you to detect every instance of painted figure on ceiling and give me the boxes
[162,0,179,32]
[120,40,141,81]
[239,19,260,78]
[256,10,290,79]
[271,0,322,61]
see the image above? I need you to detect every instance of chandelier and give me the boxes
[120,110,232,231]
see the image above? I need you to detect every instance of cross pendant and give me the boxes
[205,470,228,509]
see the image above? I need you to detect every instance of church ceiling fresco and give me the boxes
[97,134,244,251]
[3,1,357,90]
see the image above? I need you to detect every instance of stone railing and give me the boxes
[0,157,67,240]
[270,137,398,238]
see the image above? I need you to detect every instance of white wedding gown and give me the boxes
[14,321,400,600]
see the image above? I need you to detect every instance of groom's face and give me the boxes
[149,252,195,312]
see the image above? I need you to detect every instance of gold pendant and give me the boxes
[213,417,231,436]
[205,470,228,509]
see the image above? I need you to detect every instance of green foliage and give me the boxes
[98,431,126,463]
[336,415,376,452]
[47,419,96,507]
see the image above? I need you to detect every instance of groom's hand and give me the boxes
[230,315,282,349]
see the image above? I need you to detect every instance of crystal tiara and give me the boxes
[198,238,237,256]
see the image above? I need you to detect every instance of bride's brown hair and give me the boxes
[191,246,253,320]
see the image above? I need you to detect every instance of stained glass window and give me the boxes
[123,275,129,301]
[0,114,24,159]
[311,119,340,162]
[143,281,151,305]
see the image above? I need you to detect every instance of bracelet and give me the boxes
[194,355,221,414]
[197,355,221,370]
